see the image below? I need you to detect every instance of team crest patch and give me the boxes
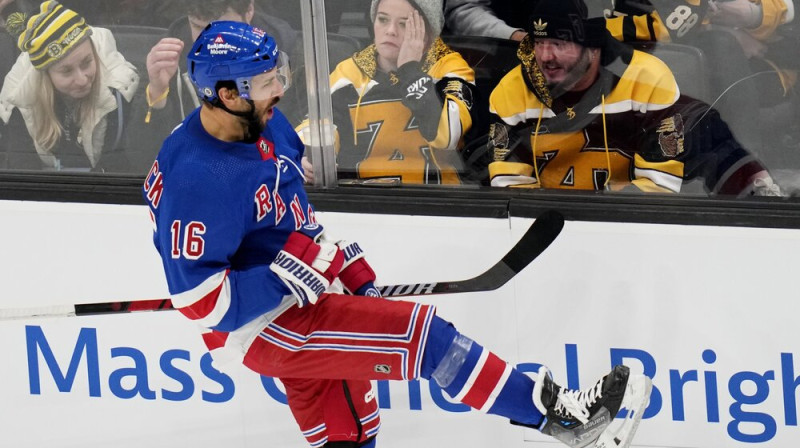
[657,114,685,158]
[47,42,63,58]
[374,364,391,374]
[257,137,276,161]
[489,123,510,161]
[443,80,473,110]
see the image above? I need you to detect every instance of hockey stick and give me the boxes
[377,209,563,296]
[0,210,563,319]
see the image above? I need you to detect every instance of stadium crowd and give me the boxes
[0,0,796,196]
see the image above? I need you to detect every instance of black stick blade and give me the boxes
[381,210,564,296]
[502,210,564,274]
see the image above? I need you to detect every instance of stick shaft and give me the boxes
[2,211,563,319]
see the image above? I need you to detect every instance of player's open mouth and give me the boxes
[265,104,275,116]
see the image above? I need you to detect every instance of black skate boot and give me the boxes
[532,365,651,448]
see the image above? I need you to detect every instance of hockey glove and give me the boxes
[270,224,344,307]
[336,240,381,297]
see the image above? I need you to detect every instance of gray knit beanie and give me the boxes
[370,0,444,39]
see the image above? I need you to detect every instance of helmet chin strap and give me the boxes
[216,98,263,143]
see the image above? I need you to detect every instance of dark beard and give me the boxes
[242,110,264,143]
[548,48,593,99]
[242,98,279,143]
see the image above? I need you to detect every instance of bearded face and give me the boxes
[534,38,598,97]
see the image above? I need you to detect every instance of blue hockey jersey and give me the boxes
[142,107,315,333]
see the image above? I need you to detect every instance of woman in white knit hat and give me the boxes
[0,0,139,171]
[299,0,477,185]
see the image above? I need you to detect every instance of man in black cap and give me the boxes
[486,0,782,197]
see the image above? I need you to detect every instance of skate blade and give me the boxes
[595,374,652,448]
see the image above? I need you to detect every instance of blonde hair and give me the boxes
[32,42,102,152]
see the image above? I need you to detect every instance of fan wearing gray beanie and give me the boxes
[369,0,444,73]
[370,0,444,44]
[485,0,778,197]
[301,0,477,185]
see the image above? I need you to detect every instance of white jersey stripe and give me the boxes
[170,270,231,327]
[634,167,683,193]
[445,99,461,151]
[412,307,435,379]
[171,270,227,307]
[452,348,489,402]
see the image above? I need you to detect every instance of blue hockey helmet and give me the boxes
[187,20,290,102]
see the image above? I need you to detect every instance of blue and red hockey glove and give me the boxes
[336,240,381,297]
[270,224,344,307]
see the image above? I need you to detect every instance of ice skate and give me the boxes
[533,365,652,448]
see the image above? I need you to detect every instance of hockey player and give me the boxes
[142,20,652,448]
[487,0,781,196]
[132,0,299,172]
[297,0,476,185]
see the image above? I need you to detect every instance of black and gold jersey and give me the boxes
[309,38,476,185]
[487,36,767,195]
[607,0,792,43]
[488,37,684,192]
[605,8,671,43]
[605,0,706,41]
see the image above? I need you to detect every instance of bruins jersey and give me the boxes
[605,7,672,42]
[742,0,794,41]
[487,37,767,194]
[321,38,475,185]
[603,0,704,41]
[606,0,792,43]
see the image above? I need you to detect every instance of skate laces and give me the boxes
[554,380,604,424]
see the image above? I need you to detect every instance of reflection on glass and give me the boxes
[0,1,139,172]
[315,0,794,196]
[299,0,477,186]
[0,0,796,198]
[482,0,783,197]
[124,0,302,174]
